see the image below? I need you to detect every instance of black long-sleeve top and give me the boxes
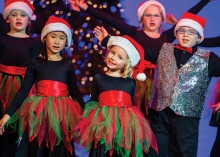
[86,0,209,48]
[6,57,85,116]
[91,73,136,105]
[199,36,220,47]
[0,34,41,67]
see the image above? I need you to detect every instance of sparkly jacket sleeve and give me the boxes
[6,59,37,117]
[68,62,85,109]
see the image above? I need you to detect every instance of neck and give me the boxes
[8,30,29,38]
[106,70,123,77]
[47,53,62,61]
[143,29,160,38]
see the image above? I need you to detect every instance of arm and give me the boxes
[90,74,99,102]
[69,0,138,36]
[31,38,41,58]
[66,10,80,28]
[68,62,85,109]
[164,0,210,43]
[199,36,220,47]
[0,13,8,35]
[187,0,210,14]
[209,52,220,77]
[0,59,37,133]
[6,59,37,116]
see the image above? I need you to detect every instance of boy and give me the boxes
[96,12,220,157]
[147,12,220,157]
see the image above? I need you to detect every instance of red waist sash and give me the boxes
[0,63,27,75]
[36,80,69,96]
[98,90,132,107]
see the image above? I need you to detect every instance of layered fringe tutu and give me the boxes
[0,64,36,115]
[8,95,83,154]
[75,101,158,157]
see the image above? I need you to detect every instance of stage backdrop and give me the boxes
[0,0,220,157]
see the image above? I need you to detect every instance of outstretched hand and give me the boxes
[0,114,10,135]
[69,0,88,11]
[94,26,109,43]
[166,14,177,25]
[210,102,220,112]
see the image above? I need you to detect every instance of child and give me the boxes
[0,16,85,157]
[69,0,211,117]
[75,35,158,157]
[97,12,220,157]
[0,0,40,156]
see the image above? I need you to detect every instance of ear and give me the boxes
[196,35,202,43]
[6,20,9,23]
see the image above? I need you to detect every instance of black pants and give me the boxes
[148,107,200,157]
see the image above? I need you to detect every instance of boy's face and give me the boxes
[176,26,202,48]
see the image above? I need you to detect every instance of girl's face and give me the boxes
[176,26,201,48]
[45,31,67,55]
[141,5,163,33]
[7,10,29,33]
[106,45,128,73]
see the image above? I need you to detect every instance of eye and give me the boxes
[21,14,27,17]
[154,15,160,18]
[51,35,55,38]
[188,29,194,34]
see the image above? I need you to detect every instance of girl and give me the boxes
[69,0,211,117]
[0,0,40,156]
[75,35,157,157]
[0,16,85,157]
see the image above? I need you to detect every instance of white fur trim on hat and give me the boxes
[174,18,204,44]
[107,36,140,67]
[137,0,166,22]
[41,23,72,48]
[3,2,36,21]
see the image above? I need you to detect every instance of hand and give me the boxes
[165,14,177,25]
[0,114,10,135]
[69,0,88,11]
[94,26,109,42]
[210,102,220,112]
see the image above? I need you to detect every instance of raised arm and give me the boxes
[199,36,220,47]
[164,0,210,43]
[69,0,138,36]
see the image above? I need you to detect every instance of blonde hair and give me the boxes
[104,47,133,79]
[122,58,133,78]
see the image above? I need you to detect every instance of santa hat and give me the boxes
[41,16,72,48]
[3,0,36,21]
[107,35,146,81]
[137,0,166,22]
[174,12,206,44]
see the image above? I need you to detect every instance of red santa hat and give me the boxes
[41,16,72,48]
[174,12,206,44]
[107,35,146,81]
[137,0,166,22]
[3,0,36,21]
